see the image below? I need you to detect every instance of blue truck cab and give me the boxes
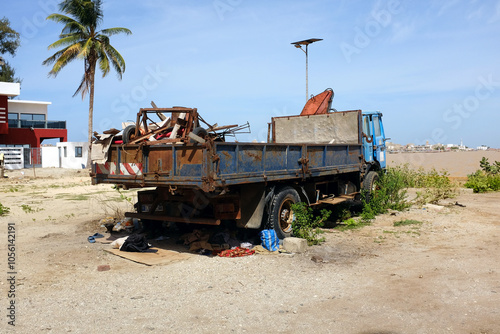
[362,111,388,170]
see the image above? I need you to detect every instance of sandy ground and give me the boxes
[387,150,500,178]
[0,152,499,333]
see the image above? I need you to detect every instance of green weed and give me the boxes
[0,202,10,216]
[360,168,411,223]
[21,204,34,213]
[112,185,134,205]
[290,202,331,245]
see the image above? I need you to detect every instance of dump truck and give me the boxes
[90,89,388,239]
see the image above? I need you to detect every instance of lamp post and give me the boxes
[291,38,322,102]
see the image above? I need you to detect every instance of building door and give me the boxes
[58,147,62,168]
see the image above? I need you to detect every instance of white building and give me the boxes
[42,142,89,169]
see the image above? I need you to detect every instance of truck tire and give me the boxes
[123,125,136,144]
[190,127,208,143]
[269,187,300,239]
[363,171,379,203]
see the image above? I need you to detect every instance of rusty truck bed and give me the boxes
[91,141,363,192]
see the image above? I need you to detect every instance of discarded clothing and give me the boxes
[110,236,129,249]
[120,234,151,252]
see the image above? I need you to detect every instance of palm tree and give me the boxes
[43,0,131,167]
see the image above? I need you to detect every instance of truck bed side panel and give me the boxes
[92,142,362,190]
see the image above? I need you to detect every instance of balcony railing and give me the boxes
[8,119,66,129]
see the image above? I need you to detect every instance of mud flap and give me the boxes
[237,184,266,229]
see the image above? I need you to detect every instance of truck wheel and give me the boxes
[269,187,300,239]
[363,171,379,203]
[123,125,136,144]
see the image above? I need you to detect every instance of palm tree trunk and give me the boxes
[87,66,95,169]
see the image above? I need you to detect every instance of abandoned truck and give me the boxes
[90,89,388,239]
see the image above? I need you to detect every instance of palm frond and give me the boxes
[45,43,82,76]
[100,27,132,36]
[103,43,126,78]
[46,13,76,24]
[78,38,94,59]
[47,34,83,50]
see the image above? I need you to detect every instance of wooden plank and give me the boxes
[312,194,357,206]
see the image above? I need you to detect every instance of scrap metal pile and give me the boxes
[91,103,249,162]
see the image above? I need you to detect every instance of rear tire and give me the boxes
[363,171,379,203]
[269,187,300,239]
[122,125,137,144]
[190,127,208,143]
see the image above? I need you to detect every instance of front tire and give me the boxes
[363,171,379,203]
[269,187,300,239]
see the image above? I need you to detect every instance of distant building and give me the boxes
[477,145,489,151]
[0,82,67,149]
[42,142,88,169]
[0,82,68,168]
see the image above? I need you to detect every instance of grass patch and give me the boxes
[393,219,423,227]
[0,202,10,216]
[55,193,90,201]
[20,204,44,213]
[336,217,369,231]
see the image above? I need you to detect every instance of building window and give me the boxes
[8,113,18,120]
[63,147,67,158]
[20,113,46,120]
[75,146,83,158]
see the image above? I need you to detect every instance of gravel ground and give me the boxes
[0,155,499,333]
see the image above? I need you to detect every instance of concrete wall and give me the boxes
[41,146,59,168]
[41,142,88,169]
[57,142,88,169]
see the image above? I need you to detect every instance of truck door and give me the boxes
[372,114,386,169]
[362,115,374,163]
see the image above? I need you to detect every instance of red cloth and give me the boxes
[217,247,255,257]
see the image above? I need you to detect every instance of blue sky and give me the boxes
[3,0,500,147]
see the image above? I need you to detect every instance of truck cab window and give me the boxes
[363,116,371,137]
[373,116,381,137]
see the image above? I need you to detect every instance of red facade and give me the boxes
[0,95,67,148]
[0,96,8,135]
[0,127,67,147]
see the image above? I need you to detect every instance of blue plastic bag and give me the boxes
[260,229,279,251]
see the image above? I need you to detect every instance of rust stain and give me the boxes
[245,152,262,162]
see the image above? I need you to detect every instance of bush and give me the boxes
[386,164,457,204]
[465,170,500,193]
[465,157,500,193]
[414,169,457,205]
[360,168,410,223]
[290,202,331,245]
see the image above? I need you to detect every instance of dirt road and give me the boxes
[0,161,499,333]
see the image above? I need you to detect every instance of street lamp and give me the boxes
[291,38,322,102]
